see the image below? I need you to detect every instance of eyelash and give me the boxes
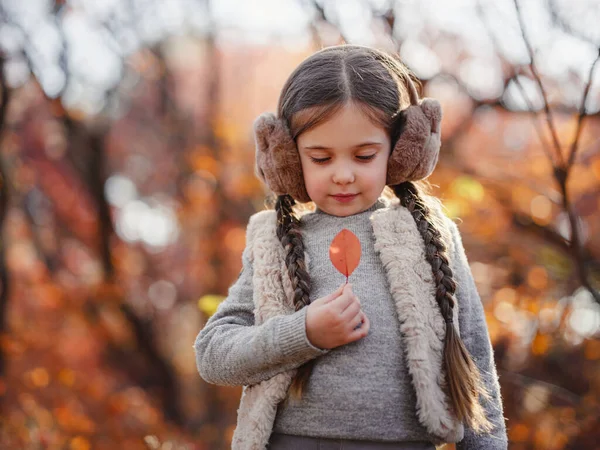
[309,154,376,164]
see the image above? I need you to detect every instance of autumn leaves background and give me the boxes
[0,1,599,449]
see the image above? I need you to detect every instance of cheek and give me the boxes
[379,157,389,180]
[304,170,324,195]
[299,159,320,194]
[365,158,388,185]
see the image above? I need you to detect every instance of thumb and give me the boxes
[343,282,353,297]
[345,282,359,304]
[319,283,345,304]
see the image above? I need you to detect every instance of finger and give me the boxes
[344,284,360,305]
[333,289,356,314]
[349,309,364,330]
[320,283,345,304]
[336,283,355,307]
[343,283,353,297]
[348,313,369,341]
[340,301,361,322]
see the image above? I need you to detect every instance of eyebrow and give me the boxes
[302,142,383,150]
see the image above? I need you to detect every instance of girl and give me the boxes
[194,45,508,450]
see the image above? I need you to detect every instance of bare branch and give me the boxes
[567,48,600,168]
[549,0,600,47]
[513,0,564,166]
[303,0,350,45]
[499,369,581,406]
[510,73,556,162]
[510,0,600,304]
[558,179,600,303]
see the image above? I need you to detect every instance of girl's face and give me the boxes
[296,102,390,217]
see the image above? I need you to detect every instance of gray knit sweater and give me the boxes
[194,199,508,449]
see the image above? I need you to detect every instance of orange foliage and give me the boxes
[1,36,598,450]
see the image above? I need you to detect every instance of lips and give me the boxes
[331,193,358,203]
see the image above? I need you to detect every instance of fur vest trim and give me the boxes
[231,199,464,449]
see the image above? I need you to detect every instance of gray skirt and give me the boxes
[267,433,436,450]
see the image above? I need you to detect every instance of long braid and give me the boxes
[275,194,315,400]
[392,182,493,433]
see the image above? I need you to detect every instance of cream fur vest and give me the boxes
[231,199,464,449]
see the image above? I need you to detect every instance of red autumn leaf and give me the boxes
[329,229,361,283]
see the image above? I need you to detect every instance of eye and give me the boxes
[356,154,376,161]
[310,156,330,164]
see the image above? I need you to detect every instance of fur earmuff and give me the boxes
[253,112,310,203]
[386,98,442,185]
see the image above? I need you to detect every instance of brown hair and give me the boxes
[273,45,492,433]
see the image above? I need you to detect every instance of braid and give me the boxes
[275,194,315,400]
[392,182,493,434]
[276,194,311,309]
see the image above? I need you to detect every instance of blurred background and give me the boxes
[0,0,598,449]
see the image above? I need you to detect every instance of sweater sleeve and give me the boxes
[193,244,330,387]
[448,221,509,450]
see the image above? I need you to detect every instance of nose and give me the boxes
[332,164,355,185]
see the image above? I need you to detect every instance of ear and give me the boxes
[387,98,442,186]
[253,113,311,203]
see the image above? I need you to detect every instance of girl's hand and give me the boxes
[305,283,370,349]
